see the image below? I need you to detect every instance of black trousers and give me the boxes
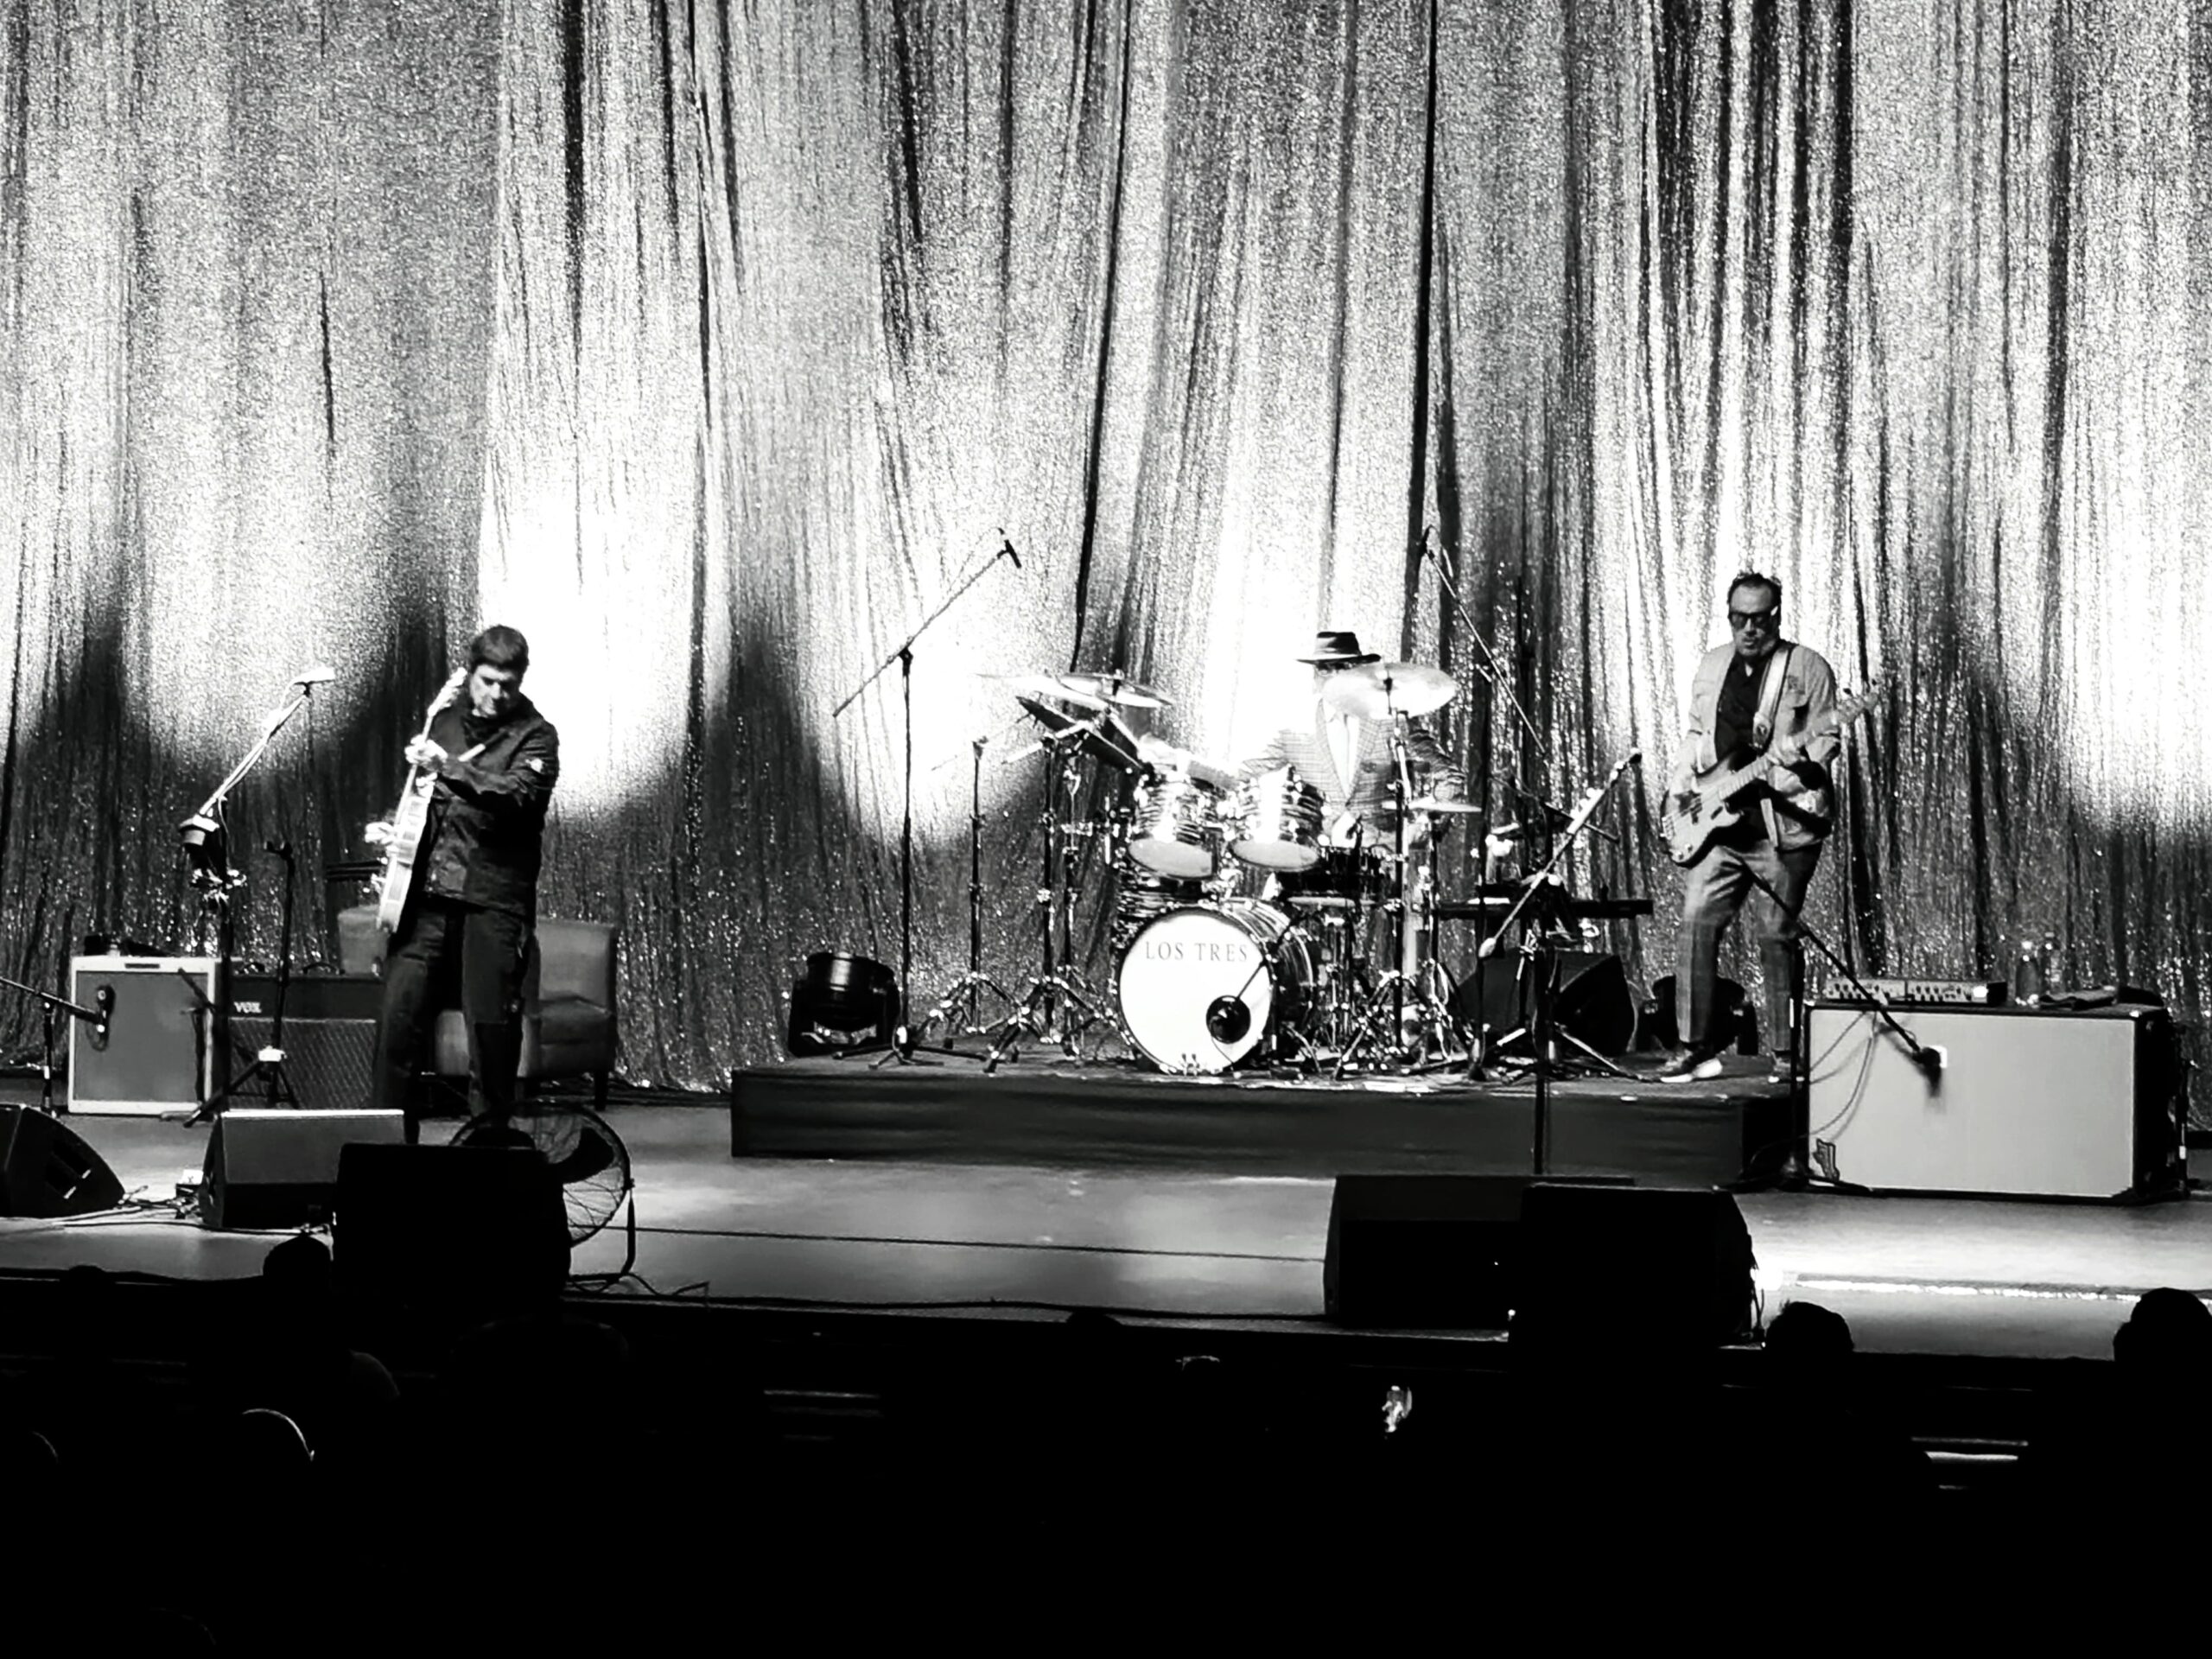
[372,898,532,1142]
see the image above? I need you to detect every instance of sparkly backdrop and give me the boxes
[3,1,2209,1110]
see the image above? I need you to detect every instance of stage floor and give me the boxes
[2,1082,2202,1362]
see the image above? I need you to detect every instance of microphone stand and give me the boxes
[832,538,1022,1062]
[0,971,108,1116]
[1732,857,1944,1153]
[179,672,327,1123]
[1421,529,1554,788]
[222,841,301,1107]
[1472,748,1639,1175]
[889,733,1014,1061]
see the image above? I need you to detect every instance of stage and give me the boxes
[0,1063,2202,1364]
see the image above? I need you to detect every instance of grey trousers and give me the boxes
[1676,835,1821,1054]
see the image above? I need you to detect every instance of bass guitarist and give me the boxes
[367,626,560,1141]
[1653,572,1837,1084]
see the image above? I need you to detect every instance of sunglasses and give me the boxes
[1728,608,1779,629]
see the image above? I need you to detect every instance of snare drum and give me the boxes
[1229,767,1325,872]
[1270,844,1376,911]
[1115,901,1314,1073]
[1128,772,1222,877]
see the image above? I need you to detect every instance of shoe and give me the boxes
[1651,1046,1725,1084]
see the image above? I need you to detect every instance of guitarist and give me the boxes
[1655,572,1838,1084]
[368,626,560,1141]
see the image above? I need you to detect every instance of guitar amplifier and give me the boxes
[223,974,383,1112]
[1805,1001,2184,1198]
[68,957,218,1115]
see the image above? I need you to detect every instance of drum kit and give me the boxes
[909,658,1580,1078]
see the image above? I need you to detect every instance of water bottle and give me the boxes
[2012,939,2044,1008]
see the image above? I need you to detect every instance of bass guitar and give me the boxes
[1662,677,1887,866]
[375,669,468,931]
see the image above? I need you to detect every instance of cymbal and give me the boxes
[1408,798,1484,815]
[1055,669,1173,709]
[1320,661,1458,720]
[989,672,1107,710]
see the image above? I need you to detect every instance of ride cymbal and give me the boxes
[1054,669,1173,709]
[988,671,1108,710]
[1319,661,1458,720]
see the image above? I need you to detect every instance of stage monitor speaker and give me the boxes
[67,956,217,1115]
[0,1105,125,1217]
[787,952,899,1056]
[1804,1001,2182,1198]
[1514,1184,1755,1352]
[1448,952,1637,1057]
[1324,1174,1534,1326]
[334,1142,568,1311]
[197,1109,405,1230]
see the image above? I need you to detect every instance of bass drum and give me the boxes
[1116,902,1313,1074]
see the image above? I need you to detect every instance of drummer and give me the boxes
[1241,630,1465,847]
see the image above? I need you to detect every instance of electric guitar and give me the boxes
[1662,677,1888,867]
[375,669,468,931]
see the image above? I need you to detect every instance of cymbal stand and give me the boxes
[1469,748,1640,1174]
[983,734,1109,1071]
[1334,696,1459,1076]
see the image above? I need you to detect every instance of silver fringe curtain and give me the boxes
[3,0,2209,1108]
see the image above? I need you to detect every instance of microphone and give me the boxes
[1000,533,1021,570]
[290,663,337,686]
[1910,1042,1946,1084]
[92,984,112,1048]
[1205,995,1252,1045]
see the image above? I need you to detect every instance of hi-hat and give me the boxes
[1015,696,1142,773]
[1408,798,1484,815]
[1321,661,1459,720]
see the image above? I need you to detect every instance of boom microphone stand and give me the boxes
[1472,748,1640,1175]
[180,664,333,1122]
[833,536,1023,1061]
[892,733,1016,1060]
[0,971,111,1116]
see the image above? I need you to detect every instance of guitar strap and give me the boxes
[1751,644,1793,749]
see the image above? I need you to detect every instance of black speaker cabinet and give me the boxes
[0,1106,125,1217]
[67,956,218,1114]
[335,1142,568,1310]
[1805,1001,2183,1198]
[197,1109,406,1230]
[1448,952,1637,1056]
[226,1018,379,1111]
[1324,1174,1533,1326]
[1514,1184,1755,1352]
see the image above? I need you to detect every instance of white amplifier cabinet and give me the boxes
[67,956,218,1115]
[1804,1001,2183,1199]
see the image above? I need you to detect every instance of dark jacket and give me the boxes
[419,696,559,918]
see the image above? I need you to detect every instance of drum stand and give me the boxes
[897,734,1017,1059]
[983,738,1109,1071]
[1334,714,1459,1076]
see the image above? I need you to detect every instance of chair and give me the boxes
[336,906,620,1107]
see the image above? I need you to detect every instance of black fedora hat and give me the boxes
[1297,630,1382,666]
